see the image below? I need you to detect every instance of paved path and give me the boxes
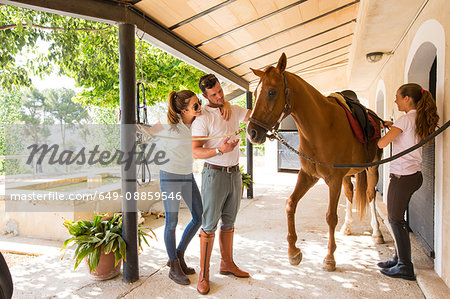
[1,171,429,298]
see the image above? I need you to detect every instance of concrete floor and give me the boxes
[1,169,448,298]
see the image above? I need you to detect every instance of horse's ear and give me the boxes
[250,68,264,78]
[276,53,287,72]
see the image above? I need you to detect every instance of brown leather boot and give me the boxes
[197,229,214,295]
[219,228,250,278]
[168,259,190,285]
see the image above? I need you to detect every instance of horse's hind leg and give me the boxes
[340,176,353,236]
[286,169,318,265]
[367,166,384,244]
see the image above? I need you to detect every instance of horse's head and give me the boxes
[248,53,290,144]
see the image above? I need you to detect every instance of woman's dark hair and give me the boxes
[167,90,196,124]
[398,83,439,143]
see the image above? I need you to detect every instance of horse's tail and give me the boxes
[354,170,368,220]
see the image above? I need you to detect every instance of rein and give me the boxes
[333,120,450,168]
[248,72,450,169]
[268,120,450,168]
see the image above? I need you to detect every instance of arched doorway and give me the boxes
[406,37,441,259]
[404,18,445,275]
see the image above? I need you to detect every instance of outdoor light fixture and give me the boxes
[366,52,384,63]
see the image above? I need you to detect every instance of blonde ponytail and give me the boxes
[166,90,196,125]
[167,91,180,125]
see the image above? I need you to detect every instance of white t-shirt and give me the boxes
[155,119,193,175]
[390,109,422,176]
[191,105,248,167]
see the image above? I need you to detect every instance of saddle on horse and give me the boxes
[329,91,380,144]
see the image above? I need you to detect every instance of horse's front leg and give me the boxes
[367,166,384,244]
[323,178,343,271]
[340,176,354,236]
[286,169,318,265]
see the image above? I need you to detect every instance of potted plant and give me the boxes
[240,166,254,198]
[61,213,154,280]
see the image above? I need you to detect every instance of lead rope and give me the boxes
[268,130,332,167]
[136,124,245,144]
[269,119,450,169]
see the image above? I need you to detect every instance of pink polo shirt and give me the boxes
[390,109,422,176]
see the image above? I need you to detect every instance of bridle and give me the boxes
[248,72,326,165]
[248,72,291,137]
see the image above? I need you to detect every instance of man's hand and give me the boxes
[217,136,239,153]
[220,101,232,121]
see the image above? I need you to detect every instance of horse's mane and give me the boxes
[264,65,276,72]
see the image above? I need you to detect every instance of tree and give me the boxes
[0,5,54,88]
[0,5,205,108]
[0,89,25,174]
[21,88,53,173]
[45,88,88,149]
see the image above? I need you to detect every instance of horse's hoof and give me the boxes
[372,235,385,244]
[289,252,303,265]
[322,258,336,272]
[340,226,351,236]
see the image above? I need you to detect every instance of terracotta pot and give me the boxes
[86,251,122,281]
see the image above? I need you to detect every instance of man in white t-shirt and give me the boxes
[191,74,251,295]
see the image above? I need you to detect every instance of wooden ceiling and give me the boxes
[135,0,359,88]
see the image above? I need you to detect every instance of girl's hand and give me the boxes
[381,120,393,129]
[220,100,232,121]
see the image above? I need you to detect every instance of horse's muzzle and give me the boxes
[247,123,267,144]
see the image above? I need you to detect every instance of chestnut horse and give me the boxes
[248,53,384,271]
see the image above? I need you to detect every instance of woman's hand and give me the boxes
[136,121,163,138]
[381,120,393,129]
[220,100,232,121]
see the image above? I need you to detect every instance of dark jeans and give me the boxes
[160,170,203,261]
[387,172,423,224]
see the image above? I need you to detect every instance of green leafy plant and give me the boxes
[1,5,205,106]
[240,166,254,189]
[61,213,154,272]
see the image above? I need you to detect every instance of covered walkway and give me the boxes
[2,0,449,291]
[2,166,446,298]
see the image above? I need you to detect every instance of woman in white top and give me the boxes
[377,83,439,280]
[142,90,230,285]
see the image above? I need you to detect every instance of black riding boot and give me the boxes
[177,250,196,275]
[168,259,190,285]
[377,251,398,268]
[380,221,415,281]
